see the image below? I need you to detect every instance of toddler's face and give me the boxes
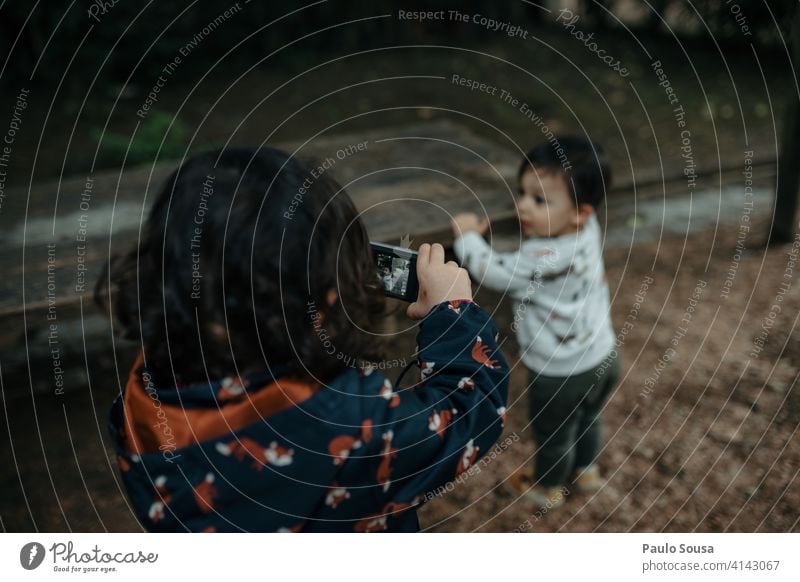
[516,167,581,238]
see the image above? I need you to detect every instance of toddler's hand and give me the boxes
[451,212,489,238]
[407,243,472,320]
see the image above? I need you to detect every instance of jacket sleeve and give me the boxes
[453,231,564,294]
[369,300,510,507]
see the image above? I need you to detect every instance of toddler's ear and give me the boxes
[575,203,595,227]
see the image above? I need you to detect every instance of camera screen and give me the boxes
[376,252,412,297]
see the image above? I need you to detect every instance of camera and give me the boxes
[370,242,419,302]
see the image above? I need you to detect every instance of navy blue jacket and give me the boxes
[109,300,509,532]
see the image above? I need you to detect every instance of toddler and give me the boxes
[452,136,619,509]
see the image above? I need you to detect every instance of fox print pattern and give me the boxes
[455,439,480,477]
[471,336,500,369]
[193,473,217,514]
[376,431,398,493]
[428,408,457,438]
[216,437,294,469]
[328,434,362,466]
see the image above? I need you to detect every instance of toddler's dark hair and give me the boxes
[95,147,386,385]
[518,135,611,209]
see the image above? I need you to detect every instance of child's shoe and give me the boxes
[571,464,605,493]
[508,466,566,510]
[507,465,535,494]
[523,485,567,510]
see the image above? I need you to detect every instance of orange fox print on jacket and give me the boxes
[325,482,350,509]
[216,376,247,402]
[455,439,480,478]
[193,473,217,514]
[376,431,398,493]
[216,437,294,469]
[379,379,401,408]
[328,434,362,466]
[471,336,500,369]
[428,408,456,438]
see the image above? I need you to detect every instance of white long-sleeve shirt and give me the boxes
[453,215,615,376]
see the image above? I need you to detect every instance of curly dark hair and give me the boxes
[95,146,386,385]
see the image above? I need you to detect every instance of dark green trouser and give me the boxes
[528,352,620,487]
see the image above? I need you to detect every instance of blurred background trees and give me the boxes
[2,1,796,90]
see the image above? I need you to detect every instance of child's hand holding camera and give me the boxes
[407,243,472,320]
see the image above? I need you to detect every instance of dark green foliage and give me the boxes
[92,111,188,167]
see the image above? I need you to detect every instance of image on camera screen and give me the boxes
[376,252,411,296]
